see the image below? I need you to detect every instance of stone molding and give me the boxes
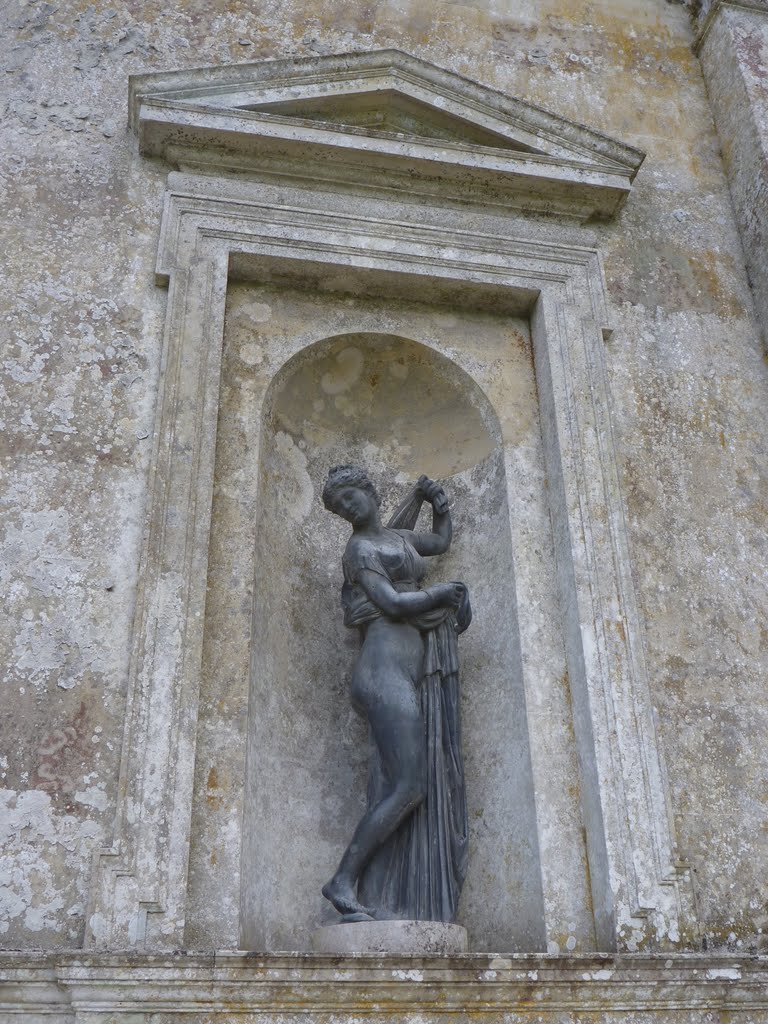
[1,952,765,1021]
[129,49,644,220]
[84,156,693,952]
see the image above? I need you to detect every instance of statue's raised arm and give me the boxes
[387,475,452,558]
[321,466,470,924]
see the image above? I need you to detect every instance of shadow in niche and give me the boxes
[240,332,546,952]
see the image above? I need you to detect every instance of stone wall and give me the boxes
[2,0,767,955]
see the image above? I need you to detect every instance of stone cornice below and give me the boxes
[2,951,766,1019]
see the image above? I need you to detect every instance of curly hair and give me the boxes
[322,464,381,512]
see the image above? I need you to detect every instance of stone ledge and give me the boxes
[1,952,766,1020]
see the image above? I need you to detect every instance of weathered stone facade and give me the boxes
[2,0,767,1020]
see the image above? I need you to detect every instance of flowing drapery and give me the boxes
[358,613,468,921]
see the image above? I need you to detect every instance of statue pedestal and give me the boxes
[310,920,468,955]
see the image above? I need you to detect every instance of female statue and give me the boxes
[321,465,471,923]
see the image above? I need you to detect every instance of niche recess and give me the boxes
[242,329,544,951]
[182,281,585,952]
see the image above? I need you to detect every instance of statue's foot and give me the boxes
[322,878,374,919]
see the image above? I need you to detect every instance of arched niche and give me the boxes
[240,331,546,951]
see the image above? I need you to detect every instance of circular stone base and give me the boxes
[310,919,468,955]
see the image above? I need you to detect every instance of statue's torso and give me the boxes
[341,529,426,626]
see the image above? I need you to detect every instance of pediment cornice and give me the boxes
[129,49,645,220]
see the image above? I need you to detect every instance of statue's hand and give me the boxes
[429,582,465,609]
[417,475,449,515]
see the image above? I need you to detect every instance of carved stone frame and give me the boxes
[84,166,693,952]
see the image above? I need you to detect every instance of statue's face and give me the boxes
[333,486,375,527]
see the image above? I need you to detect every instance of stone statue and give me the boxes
[321,466,471,923]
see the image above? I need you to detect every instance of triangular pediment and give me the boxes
[244,89,533,151]
[129,49,644,219]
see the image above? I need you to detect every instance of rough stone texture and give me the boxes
[0,0,766,966]
[1,950,766,1021]
[310,920,469,954]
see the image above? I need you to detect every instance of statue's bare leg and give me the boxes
[323,621,425,918]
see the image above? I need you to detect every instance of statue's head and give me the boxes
[322,465,381,523]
